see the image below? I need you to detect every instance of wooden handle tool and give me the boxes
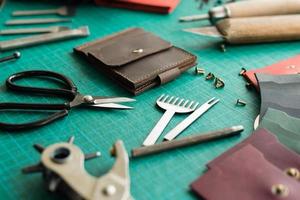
[180,0,300,23]
[217,15,300,44]
[227,0,300,18]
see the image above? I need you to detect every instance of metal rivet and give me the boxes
[132,48,144,53]
[83,95,93,103]
[205,72,215,80]
[214,77,225,88]
[271,184,289,197]
[103,185,116,196]
[195,67,205,75]
[285,168,300,179]
[239,67,247,76]
[220,43,226,52]
[236,99,246,106]
[245,82,253,90]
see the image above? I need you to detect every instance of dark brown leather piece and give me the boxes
[74,28,197,95]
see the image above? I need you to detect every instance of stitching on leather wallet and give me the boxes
[113,48,194,83]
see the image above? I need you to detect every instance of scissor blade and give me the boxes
[91,103,133,110]
[164,98,220,141]
[93,97,136,104]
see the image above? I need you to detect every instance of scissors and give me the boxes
[0,70,135,131]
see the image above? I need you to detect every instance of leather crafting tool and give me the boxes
[164,97,219,141]
[191,144,300,200]
[22,137,132,200]
[5,18,72,25]
[180,0,300,23]
[94,0,180,14]
[208,128,300,171]
[259,108,300,154]
[0,70,135,131]
[0,51,21,63]
[12,6,76,16]
[143,94,199,146]
[184,15,300,44]
[0,26,89,51]
[0,26,70,35]
[242,54,300,90]
[256,73,300,119]
[132,125,243,158]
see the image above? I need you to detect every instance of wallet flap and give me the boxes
[88,31,172,67]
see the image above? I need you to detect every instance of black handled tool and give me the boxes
[0,70,135,131]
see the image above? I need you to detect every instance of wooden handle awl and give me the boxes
[216,15,300,44]
[227,0,300,18]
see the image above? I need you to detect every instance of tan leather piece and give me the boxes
[74,28,197,95]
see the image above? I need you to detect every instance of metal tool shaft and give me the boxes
[0,26,68,35]
[13,9,58,16]
[5,18,71,25]
[132,125,244,158]
[0,26,89,51]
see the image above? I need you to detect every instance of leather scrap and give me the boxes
[191,144,300,200]
[259,108,300,154]
[242,55,300,90]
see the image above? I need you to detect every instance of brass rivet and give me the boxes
[132,48,144,53]
[195,67,205,75]
[271,184,289,197]
[236,99,246,106]
[214,77,225,89]
[285,168,300,179]
[220,43,226,52]
[205,72,215,80]
[245,82,253,90]
[239,67,247,76]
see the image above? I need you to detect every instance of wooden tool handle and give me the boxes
[227,0,300,18]
[216,15,300,44]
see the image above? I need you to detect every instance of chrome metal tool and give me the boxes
[5,18,72,25]
[164,97,220,141]
[22,137,132,200]
[183,15,300,44]
[143,95,199,146]
[12,6,76,17]
[0,26,70,35]
[179,0,300,23]
[0,26,89,51]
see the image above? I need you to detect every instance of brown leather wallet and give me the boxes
[74,28,197,95]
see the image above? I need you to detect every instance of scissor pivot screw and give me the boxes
[205,72,215,80]
[83,95,93,103]
[236,99,246,106]
[195,67,205,75]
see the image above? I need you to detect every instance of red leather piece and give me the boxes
[191,144,300,200]
[208,128,300,170]
[243,55,300,90]
[94,0,181,14]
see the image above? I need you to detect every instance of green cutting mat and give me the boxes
[1,1,300,199]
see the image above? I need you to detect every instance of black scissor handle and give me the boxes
[6,70,78,99]
[0,109,68,131]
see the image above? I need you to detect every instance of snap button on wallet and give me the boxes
[74,28,197,95]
